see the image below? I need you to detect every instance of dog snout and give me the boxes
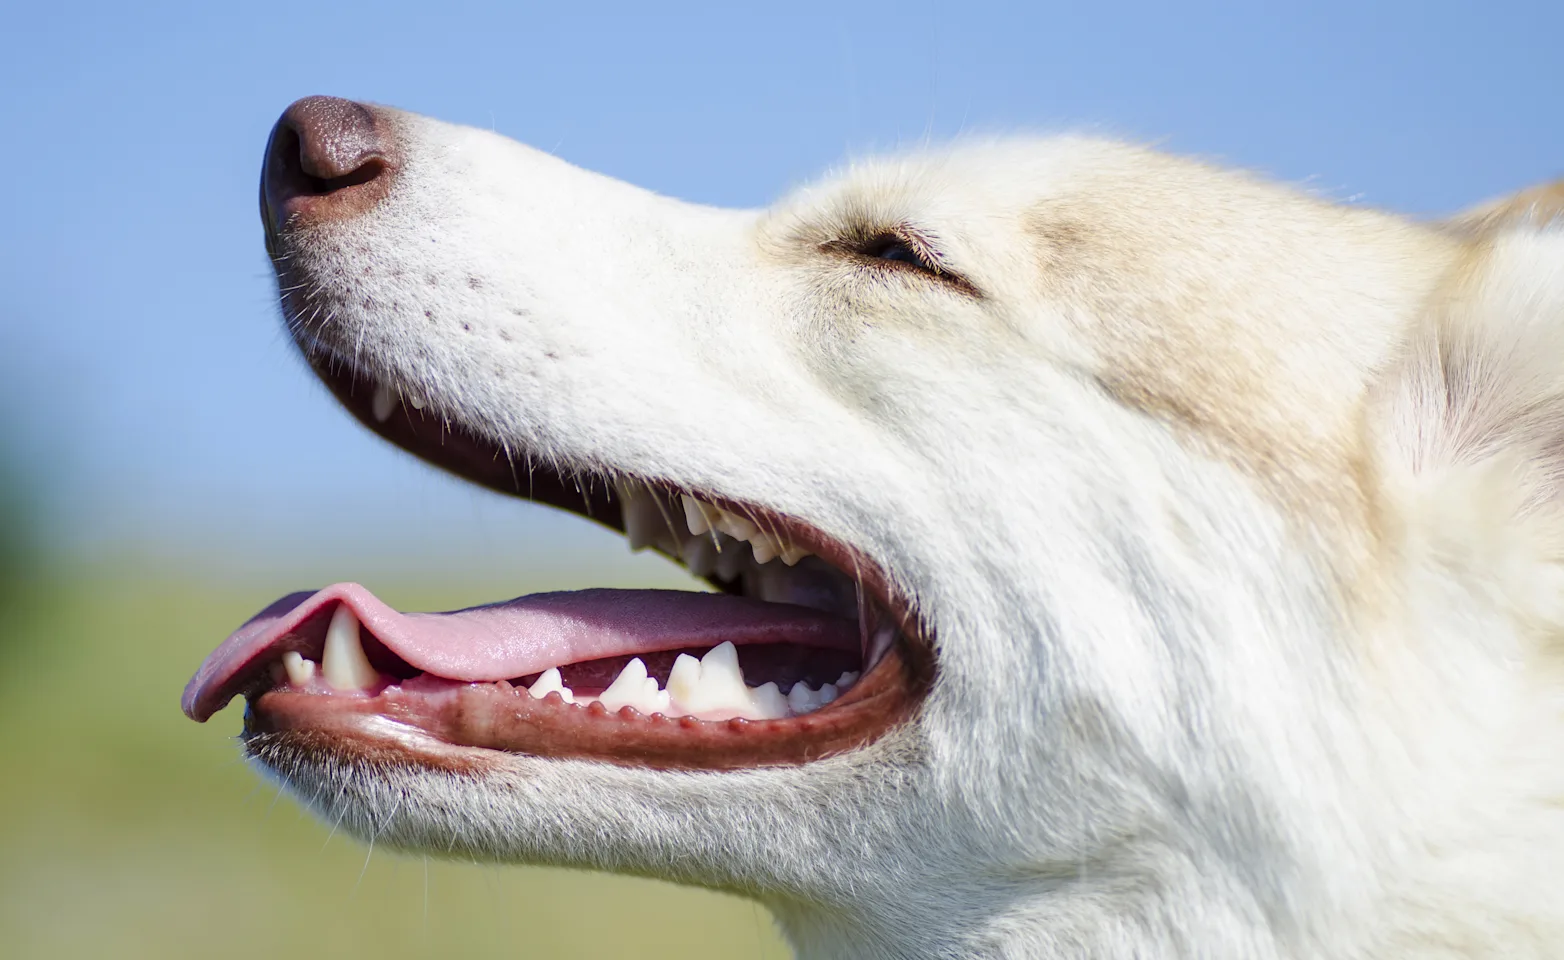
[260,96,396,239]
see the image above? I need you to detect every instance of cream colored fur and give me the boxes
[256,108,1564,958]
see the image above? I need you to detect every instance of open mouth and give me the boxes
[182,358,932,771]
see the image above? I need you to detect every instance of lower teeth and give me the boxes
[524,641,859,721]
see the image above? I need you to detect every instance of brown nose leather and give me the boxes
[260,96,395,238]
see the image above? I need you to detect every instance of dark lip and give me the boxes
[236,349,935,771]
[245,638,924,771]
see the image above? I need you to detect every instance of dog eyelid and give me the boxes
[859,233,938,271]
[822,228,981,297]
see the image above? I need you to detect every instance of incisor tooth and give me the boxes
[527,667,576,703]
[321,604,378,691]
[281,651,316,686]
[371,384,395,423]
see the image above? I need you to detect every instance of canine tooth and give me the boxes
[750,534,781,564]
[370,384,395,423]
[750,681,788,720]
[528,667,575,703]
[321,605,377,691]
[682,495,715,536]
[407,393,425,410]
[714,509,758,541]
[817,683,839,706]
[836,671,860,689]
[281,651,316,686]
[683,534,719,577]
[599,658,656,713]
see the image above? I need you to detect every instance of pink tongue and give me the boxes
[182,583,858,721]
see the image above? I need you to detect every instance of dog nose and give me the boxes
[260,96,395,237]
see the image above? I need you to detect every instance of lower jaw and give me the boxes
[245,642,926,772]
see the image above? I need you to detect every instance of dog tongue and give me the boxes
[181,583,858,721]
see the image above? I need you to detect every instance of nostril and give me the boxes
[278,122,385,195]
[261,95,395,235]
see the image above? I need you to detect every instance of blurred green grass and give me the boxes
[0,567,790,959]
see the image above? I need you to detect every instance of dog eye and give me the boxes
[858,234,939,274]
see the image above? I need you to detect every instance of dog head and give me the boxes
[185,97,1564,957]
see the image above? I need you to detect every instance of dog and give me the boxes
[183,96,1564,958]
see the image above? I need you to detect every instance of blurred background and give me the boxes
[2,1,1561,956]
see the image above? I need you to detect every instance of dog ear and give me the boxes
[1371,226,1564,535]
[1443,179,1564,238]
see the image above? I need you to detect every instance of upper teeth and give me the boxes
[615,482,815,570]
[524,640,860,721]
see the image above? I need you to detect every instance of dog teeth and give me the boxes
[787,681,820,714]
[321,605,379,691]
[669,493,815,568]
[714,535,748,581]
[371,384,396,423]
[597,657,670,715]
[713,510,758,541]
[512,647,856,722]
[749,533,781,564]
[617,480,665,552]
[681,534,719,578]
[778,544,809,566]
[657,641,791,720]
[527,666,576,703]
[666,652,703,706]
[281,651,317,686]
[681,495,716,536]
[751,682,787,718]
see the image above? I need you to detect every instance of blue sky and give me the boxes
[3,0,1561,573]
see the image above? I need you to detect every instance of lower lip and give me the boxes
[246,639,924,772]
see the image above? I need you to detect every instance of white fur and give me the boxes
[260,109,1564,958]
